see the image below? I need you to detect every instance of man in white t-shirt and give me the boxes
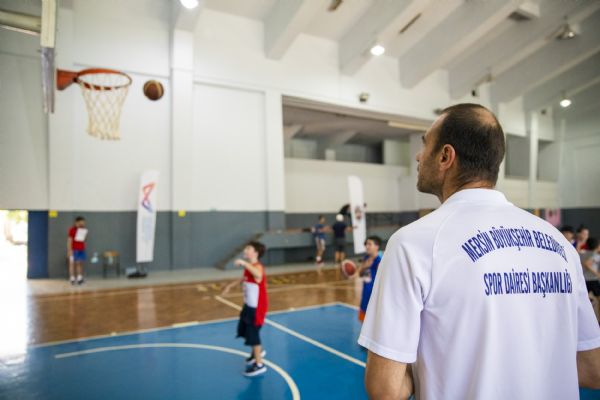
[359,104,600,399]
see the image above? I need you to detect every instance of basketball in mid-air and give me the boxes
[341,259,357,278]
[143,80,164,101]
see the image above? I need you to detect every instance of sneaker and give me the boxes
[245,349,266,365]
[243,362,267,377]
[70,278,76,286]
[77,277,85,285]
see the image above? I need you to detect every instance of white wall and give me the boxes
[0,31,48,210]
[497,96,526,137]
[498,178,528,208]
[285,158,421,213]
[191,83,267,211]
[193,9,453,121]
[559,131,600,208]
[1,0,577,215]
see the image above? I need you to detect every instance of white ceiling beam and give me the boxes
[173,1,204,31]
[264,0,325,60]
[284,124,303,141]
[449,0,600,99]
[524,51,600,111]
[318,130,358,148]
[491,11,600,104]
[385,0,462,59]
[339,0,418,75]
[398,0,522,89]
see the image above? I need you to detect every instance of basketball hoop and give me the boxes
[57,68,132,140]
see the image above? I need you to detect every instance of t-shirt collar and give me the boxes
[443,188,509,206]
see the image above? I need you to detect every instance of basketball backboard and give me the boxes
[40,0,57,113]
[0,0,56,112]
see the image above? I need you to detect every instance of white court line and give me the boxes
[214,296,366,368]
[335,301,359,310]
[54,343,300,400]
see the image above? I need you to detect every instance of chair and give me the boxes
[102,251,121,278]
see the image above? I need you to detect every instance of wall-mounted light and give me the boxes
[179,0,199,10]
[559,92,571,108]
[370,44,385,56]
[556,22,577,40]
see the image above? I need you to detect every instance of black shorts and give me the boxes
[334,237,346,252]
[586,280,600,296]
[237,305,262,346]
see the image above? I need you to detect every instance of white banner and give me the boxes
[348,175,366,254]
[136,170,159,263]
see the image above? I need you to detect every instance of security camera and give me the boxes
[359,92,369,103]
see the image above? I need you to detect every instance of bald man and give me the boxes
[359,104,600,399]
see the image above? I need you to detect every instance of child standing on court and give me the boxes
[222,241,269,376]
[312,215,327,273]
[67,216,88,285]
[354,236,382,322]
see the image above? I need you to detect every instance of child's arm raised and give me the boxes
[235,259,263,283]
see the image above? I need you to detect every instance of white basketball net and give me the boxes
[77,72,131,140]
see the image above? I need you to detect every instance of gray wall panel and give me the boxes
[561,208,600,238]
[47,212,172,278]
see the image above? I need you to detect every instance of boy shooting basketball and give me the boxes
[222,241,269,376]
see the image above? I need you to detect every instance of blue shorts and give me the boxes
[73,250,86,262]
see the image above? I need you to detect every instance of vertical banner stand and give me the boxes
[348,175,367,255]
[135,170,159,277]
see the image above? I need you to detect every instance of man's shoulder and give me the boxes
[393,206,456,240]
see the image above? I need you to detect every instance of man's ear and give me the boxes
[439,144,456,171]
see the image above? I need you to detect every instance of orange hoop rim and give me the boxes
[57,68,132,91]
[76,68,132,91]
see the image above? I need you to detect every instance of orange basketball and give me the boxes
[143,80,164,101]
[341,259,357,278]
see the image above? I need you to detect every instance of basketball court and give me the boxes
[1,0,599,398]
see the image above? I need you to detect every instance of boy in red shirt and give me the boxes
[67,216,88,285]
[222,241,269,376]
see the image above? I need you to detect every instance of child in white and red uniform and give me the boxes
[222,241,269,376]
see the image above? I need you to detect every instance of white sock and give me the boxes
[70,276,75,281]
[77,274,83,280]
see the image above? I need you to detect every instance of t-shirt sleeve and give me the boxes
[358,233,426,363]
[68,227,75,239]
[574,253,600,351]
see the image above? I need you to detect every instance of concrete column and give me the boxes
[264,90,286,230]
[170,29,194,267]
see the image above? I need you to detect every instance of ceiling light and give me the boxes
[179,0,199,10]
[559,91,572,108]
[556,22,577,40]
[370,44,385,56]
[559,98,571,108]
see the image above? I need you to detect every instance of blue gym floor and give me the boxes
[1,302,598,400]
[0,303,367,400]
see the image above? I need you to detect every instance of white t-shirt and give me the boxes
[358,189,600,400]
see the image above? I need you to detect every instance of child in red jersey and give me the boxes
[67,216,88,285]
[222,241,269,376]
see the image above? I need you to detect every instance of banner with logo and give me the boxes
[348,175,366,254]
[136,170,159,263]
